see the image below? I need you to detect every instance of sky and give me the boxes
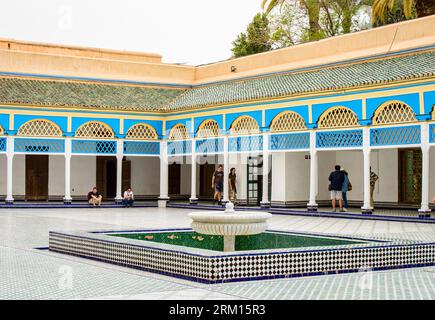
[0,0,262,65]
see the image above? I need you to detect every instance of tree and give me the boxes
[372,0,435,24]
[262,0,369,41]
[262,0,323,41]
[231,13,272,57]
[231,33,250,58]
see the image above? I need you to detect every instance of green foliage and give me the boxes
[371,0,417,26]
[231,13,272,58]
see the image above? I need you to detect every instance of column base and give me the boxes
[189,198,198,205]
[63,198,72,205]
[260,201,270,208]
[361,207,373,215]
[5,199,14,205]
[158,197,170,208]
[307,203,318,212]
[115,198,123,204]
[418,209,431,219]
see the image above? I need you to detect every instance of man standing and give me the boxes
[122,187,134,207]
[328,165,345,212]
[87,187,102,207]
[211,165,224,206]
[370,167,379,209]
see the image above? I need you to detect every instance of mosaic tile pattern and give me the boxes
[49,227,435,284]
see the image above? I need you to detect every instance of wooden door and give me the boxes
[168,163,181,195]
[105,158,117,199]
[25,155,48,201]
[200,162,215,199]
[399,149,422,204]
[96,156,106,198]
[122,159,132,192]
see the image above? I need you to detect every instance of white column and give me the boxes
[361,126,372,214]
[419,123,431,217]
[261,132,270,207]
[63,137,72,204]
[223,135,230,204]
[115,139,123,203]
[5,135,14,204]
[158,140,169,207]
[189,140,198,204]
[307,131,318,211]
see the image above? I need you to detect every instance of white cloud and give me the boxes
[0,0,261,65]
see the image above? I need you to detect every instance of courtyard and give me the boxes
[1,207,434,300]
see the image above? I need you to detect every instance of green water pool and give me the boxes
[109,231,366,252]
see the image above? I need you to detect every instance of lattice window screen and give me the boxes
[318,107,359,129]
[169,124,190,140]
[230,116,260,135]
[197,120,220,138]
[270,111,306,133]
[372,101,417,125]
[75,121,114,138]
[125,123,158,140]
[17,119,63,137]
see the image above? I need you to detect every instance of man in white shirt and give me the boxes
[122,188,134,207]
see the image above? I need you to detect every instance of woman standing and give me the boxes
[229,168,237,204]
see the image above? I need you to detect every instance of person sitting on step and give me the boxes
[122,188,134,208]
[88,187,102,207]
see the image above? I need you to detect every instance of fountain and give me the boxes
[188,202,272,251]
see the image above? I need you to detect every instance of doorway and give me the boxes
[25,155,49,201]
[247,156,263,206]
[200,162,215,200]
[398,148,422,204]
[168,162,181,195]
[96,156,131,200]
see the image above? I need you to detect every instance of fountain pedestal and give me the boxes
[189,202,272,252]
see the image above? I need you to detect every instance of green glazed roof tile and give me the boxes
[167,51,435,111]
[0,78,185,111]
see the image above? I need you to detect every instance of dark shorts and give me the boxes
[215,183,223,193]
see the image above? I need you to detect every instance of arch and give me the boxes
[75,121,114,138]
[230,116,260,135]
[125,123,158,140]
[168,123,190,141]
[0,125,4,135]
[17,119,63,137]
[372,100,417,125]
[196,119,220,138]
[270,111,306,133]
[317,106,359,129]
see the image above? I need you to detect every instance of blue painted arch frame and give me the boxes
[366,93,420,121]
[226,111,262,132]
[124,119,163,138]
[265,105,309,129]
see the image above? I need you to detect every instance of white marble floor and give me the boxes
[0,207,434,300]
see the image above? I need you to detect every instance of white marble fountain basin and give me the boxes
[188,203,272,251]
